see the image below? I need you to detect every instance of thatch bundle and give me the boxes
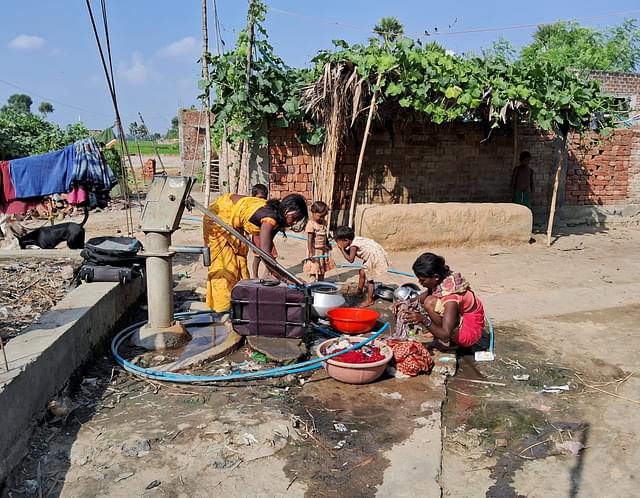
[301,62,369,207]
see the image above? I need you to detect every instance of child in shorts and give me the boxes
[333,226,390,307]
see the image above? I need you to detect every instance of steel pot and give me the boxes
[374,283,397,301]
[308,282,346,317]
[393,283,421,302]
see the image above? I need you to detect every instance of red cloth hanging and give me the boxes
[0,161,40,215]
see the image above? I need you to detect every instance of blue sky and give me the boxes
[0,0,638,134]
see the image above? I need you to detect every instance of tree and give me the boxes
[128,121,148,140]
[0,109,89,160]
[38,101,54,116]
[521,20,640,72]
[1,93,33,114]
[372,17,404,44]
[165,116,179,139]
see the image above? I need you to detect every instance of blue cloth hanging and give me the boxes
[9,145,74,198]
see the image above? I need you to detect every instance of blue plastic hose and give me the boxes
[111,312,389,384]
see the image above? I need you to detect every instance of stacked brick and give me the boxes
[267,126,314,200]
[565,130,632,205]
[179,110,207,161]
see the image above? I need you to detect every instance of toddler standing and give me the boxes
[303,201,334,281]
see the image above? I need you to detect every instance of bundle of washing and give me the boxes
[385,339,433,377]
[1,137,117,215]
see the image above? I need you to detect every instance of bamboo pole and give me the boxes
[238,0,255,195]
[138,112,165,173]
[546,134,568,246]
[201,0,213,206]
[348,73,383,229]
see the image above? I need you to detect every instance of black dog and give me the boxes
[17,208,89,249]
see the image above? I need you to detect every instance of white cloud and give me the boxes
[119,52,149,84]
[158,36,199,58]
[49,48,63,56]
[9,34,45,50]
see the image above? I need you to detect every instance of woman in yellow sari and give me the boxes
[203,192,308,312]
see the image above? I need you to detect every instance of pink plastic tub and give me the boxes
[316,336,392,384]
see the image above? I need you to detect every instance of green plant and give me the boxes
[208,9,623,156]
[0,109,90,160]
[206,0,311,149]
[521,20,640,73]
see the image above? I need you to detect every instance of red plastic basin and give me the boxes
[326,307,380,334]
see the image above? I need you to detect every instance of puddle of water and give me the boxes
[173,313,233,363]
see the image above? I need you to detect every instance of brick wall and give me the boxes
[331,121,562,208]
[268,126,313,200]
[589,70,640,111]
[565,130,634,205]
[267,71,640,211]
[179,109,207,162]
[269,121,638,210]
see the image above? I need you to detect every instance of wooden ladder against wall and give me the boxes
[210,159,220,193]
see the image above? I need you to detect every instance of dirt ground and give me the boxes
[3,187,640,497]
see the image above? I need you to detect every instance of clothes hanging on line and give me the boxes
[0,161,41,215]
[72,138,117,192]
[9,145,74,199]
[6,137,117,201]
[67,186,88,205]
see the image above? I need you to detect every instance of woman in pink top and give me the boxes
[400,252,485,348]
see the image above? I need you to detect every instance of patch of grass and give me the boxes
[116,141,179,156]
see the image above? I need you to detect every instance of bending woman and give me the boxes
[203,192,308,312]
[399,253,485,348]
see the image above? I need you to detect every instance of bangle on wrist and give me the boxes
[423,315,432,328]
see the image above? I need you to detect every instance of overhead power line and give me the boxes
[0,78,175,124]
[268,7,640,39]
[0,78,112,117]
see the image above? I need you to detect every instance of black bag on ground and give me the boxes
[78,263,141,283]
[81,236,143,266]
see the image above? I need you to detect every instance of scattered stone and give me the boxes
[242,432,259,446]
[556,441,586,455]
[380,392,403,400]
[495,438,508,447]
[47,396,73,418]
[121,438,151,457]
[114,472,135,483]
[513,374,530,381]
[23,479,39,495]
[60,265,75,280]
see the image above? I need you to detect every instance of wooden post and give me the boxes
[348,73,383,229]
[546,134,567,246]
[512,115,518,170]
[237,0,255,195]
[0,336,8,371]
[201,0,213,206]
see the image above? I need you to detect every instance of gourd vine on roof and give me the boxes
[206,5,624,153]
